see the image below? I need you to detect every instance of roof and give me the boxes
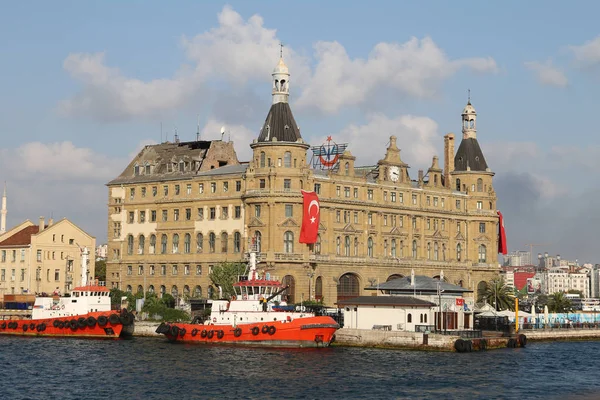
[454,138,489,172]
[0,225,40,247]
[73,285,110,292]
[337,296,436,307]
[257,102,302,142]
[366,275,472,294]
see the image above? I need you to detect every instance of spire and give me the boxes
[272,47,290,105]
[461,95,477,139]
[455,97,490,172]
[1,182,7,234]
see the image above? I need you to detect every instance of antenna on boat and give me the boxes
[81,247,89,287]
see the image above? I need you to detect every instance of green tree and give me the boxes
[209,262,246,299]
[548,292,572,313]
[94,259,106,282]
[109,288,135,311]
[478,277,515,311]
[141,292,189,322]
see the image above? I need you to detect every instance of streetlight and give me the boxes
[437,282,445,333]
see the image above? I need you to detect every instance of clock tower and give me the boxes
[377,135,409,184]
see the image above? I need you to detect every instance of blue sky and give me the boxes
[1,1,600,263]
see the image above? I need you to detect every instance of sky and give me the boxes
[1,1,600,263]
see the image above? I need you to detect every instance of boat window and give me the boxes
[74,292,79,297]
[248,287,254,296]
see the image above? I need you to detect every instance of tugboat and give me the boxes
[0,248,134,339]
[156,252,339,347]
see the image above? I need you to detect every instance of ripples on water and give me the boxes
[1,336,599,399]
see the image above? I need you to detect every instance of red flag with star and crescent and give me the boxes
[497,211,508,255]
[299,190,320,244]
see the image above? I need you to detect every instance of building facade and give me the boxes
[106,56,501,307]
[0,217,96,295]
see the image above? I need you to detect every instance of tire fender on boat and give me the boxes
[251,326,260,336]
[109,314,120,325]
[217,330,224,339]
[170,325,180,337]
[233,327,242,337]
[0,322,5,329]
[200,329,208,338]
[261,325,269,334]
[268,326,276,335]
[191,328,198,337]
[207,330,214,339]
[23,324,28,332]
[98,316,108,327]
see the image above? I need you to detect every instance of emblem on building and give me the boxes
[310,136,348,170]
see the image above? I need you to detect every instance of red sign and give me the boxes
[455,298,464,306]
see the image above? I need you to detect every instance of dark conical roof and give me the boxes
[257,102,301,143]
[454,138,489,172]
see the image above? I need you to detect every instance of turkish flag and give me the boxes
[497,211,508,255]
[299,190,320,244]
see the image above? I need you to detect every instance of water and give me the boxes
[1,336,599,399]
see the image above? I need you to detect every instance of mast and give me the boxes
[81,247,88,287]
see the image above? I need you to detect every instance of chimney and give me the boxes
[418,170,424,186]
[48,218,54,226]
[39,216,45,232]
[444,134,455,188]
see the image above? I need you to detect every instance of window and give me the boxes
[138,235,145,254]
[172,234,179,253]
[427,242,431,259]
[314,183,321,194]
[367,189,373,200]
[174,209,180,221]
[175,185,180,195]
[161,234,167,254]
[138,211,145,223]
[172,265,178,275]
[236,181,241,191]
[130,188,135,199]
[336,186,341,197]
[457,222,461,233]
[209,207,216,220]
[221,206,229,219]
[391,239,397,257]
[127,235,134,255]
[477,201,483,210]
[260,152,266,167]
[1,250,5,262]
[471,184,475,192]
[478,245,487,263]
[412,217,417,229]
[138,265,144,275]
[384,239,388,256]
[163,185,168,196]
[209,182,215,193]
[209,233,216,253]
[186,184,192,195]
[141,187,146,198]
[479,223,486,233]
[199,183,204,194]
[391,192,396,203]
[185,208,191,221]
[315,235,321,254]
[234,206,241,219]
[354,212,359,224]
[456,200,461,210]
[196,265,202,276]
[368,212,373,225]
[345,162,350,175]
[442,220,446,231]
[221,232,228,253]
[184,265,190,276]
[36,250,42,262]
[367,237,374,257]
[336,237,341,255]
[197,208,204,220]
[152,186,157,196]
[149,235,156,254]
[284,152,292,167]
[196,233,203,253]
[345,187,350,198]
[434,197,438,207]
[457,244,462,261]
[284,179,291,190]
[336,210,341,223]
[127,265,132,276]
[384,191,388,201]
[426,218,430,230]
[354,237,359,256]
[161,265,166,275]
[354,188,359,198]
[426,196,431,206]
[253,231,262,252]
[255,205,261,218]
[344,236,350,256]
[344,211,350,224]
[412,240,417,258]
[407,314,412,323]
[151,210,156,222]
[412,194,417,205]
[285,204,293,218]
[434,242,439,261]
[223,182,228,192]
[399,193,404,203]
[184,233,191,254]
[384,215,388,226]
[128,212,134,224]
[162,210,168,222]
[234,232,241,253]
[477,178,483,192]
[259,179,266,189]
[284,231,294,253]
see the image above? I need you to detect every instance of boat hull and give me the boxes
[0,310,135,339]
[156,316,339,348]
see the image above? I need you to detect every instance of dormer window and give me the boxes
[167,163,172,173]
[133,164,139,176]
[179,161,185,171]
[145,163,151,175]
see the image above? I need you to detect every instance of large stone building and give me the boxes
[106,56,500,307]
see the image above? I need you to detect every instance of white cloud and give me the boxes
[59,6,498,121]
[569,36,600,67]
[524,60,568,87]
[332,113,440,168]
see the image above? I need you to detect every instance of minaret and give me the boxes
[0,182,6,234]
[271,44,290,105]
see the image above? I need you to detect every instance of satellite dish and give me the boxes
[220,126,226,135]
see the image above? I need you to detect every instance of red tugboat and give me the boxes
[0,248,134,339]
[156,252,339,347]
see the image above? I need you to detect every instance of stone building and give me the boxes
[106,56,500,307]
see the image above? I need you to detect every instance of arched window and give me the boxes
[209,233,216,253]
[367,237,374,258]
[336,237,341,255]
[126,285,132,293]
[149,234,156,254]
[420,314,423,323]
[345,162,349,175]
[160,285,166,296]
[184,233,191,254]
[137,285,143,295]
[387,274,404,282]
[470,119,475,129]
[193,285,202,298]
[434,242,439,261]
[344,236,350,256]
[284,151,291,168]
[407,313,412,323]
[196,233,203,253]
[315,234,321,254]
[412,240,418,258]
[284,231,294,253]
[183,285,190,298]
[424,314,428,323]
[337,273,360,302]
[457,243,462,262]
[161,234,167,254]
[138,235,145,255]
[208,285,214,299]
[427,242,431,259]
[477,178,483,192]
[384,240,388,257]
[253,231,262,252]
[282,275,296,303]
[315,276,323,301]
[391,239,397,257]
[148,285,155,294]
[479,244,487,263]
[260,151,266,168]
[354,237,359,256]
[127,235,134,255]
[221,232,228,253]
[233,232,241,253]
[171,285,178,298]
[456,178,461,192]
[172,234,179,253]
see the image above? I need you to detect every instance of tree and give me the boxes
[141,292,189,322]
[209,262,247,299]
[109,288,135,311]
[548,292,572,313]
[478,277,515,311]
[95,259,106,282]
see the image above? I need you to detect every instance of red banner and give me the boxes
[455,298,464,306]
[498,211,507,255]
[299,190,320,244]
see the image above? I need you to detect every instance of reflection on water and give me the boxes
[0,336,599,399]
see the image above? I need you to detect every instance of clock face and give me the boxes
[389,166,400,182]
